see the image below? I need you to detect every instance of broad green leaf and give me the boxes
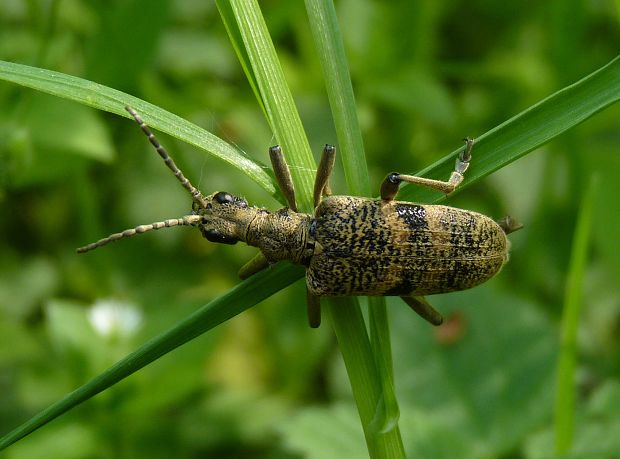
[280,404,368,459]
[525,382,620,459]
[390,290,557,457]
[284,301,555,459]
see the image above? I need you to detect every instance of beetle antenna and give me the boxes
[77,215,202,253]
[125,106,207,207]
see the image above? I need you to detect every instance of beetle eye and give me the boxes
[202,228,238,245]
[214,192,234,204]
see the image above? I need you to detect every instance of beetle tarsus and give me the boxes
[380,138,476,200]
[460,137,474,163]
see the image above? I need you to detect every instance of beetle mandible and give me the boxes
[78,106,522,328]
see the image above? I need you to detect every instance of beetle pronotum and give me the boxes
[79,107,521,327]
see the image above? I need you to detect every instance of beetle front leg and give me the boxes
[381,138,474,201]
[307,290,322,328]
[269,145,298,211]
[313,144,336,208]
[401,296,444,326]
[238,252,270,279]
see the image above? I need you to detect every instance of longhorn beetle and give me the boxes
[78,107,522,327]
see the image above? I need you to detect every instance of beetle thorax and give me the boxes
[245,208,314,265]
[196,191,313,265]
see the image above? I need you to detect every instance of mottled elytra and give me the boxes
[78,106,522,328]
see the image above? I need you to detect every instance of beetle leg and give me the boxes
[313,145,337,208]
[307,290,322,328]
[238,252,270,279]
[401,296,444,326]
[269,146,298,211]
[381,138,474,201]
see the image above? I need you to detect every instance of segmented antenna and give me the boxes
[77,215,202,253]
[125,106,207,207]
[77,110,210,254]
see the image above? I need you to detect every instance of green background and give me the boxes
[1,1,619,458]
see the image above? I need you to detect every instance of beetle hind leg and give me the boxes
[381,138,474,201]
[401,296,444,326]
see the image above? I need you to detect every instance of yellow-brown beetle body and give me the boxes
[78,107,520,328]
[308,196,508,297]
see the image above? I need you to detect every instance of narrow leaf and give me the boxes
[398,55,620,203]
[304,0,401,449]
[304,0,370,197]
[0,60,276,197]
[554,177,596,453]
[0,264,305,450]
[225,0,316,211]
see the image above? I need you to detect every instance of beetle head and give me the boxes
[77,107,255,253]
[193,191,250,245]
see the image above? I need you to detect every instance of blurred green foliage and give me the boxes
[1,0,620,458]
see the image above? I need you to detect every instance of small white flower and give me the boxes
[88,299,142,338]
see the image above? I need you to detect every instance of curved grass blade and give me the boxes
[0,264,305,451]
[398,54,620,203]
[0,60,276,198]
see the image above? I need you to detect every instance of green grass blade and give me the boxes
[304,0,401,450]
[304,0,370,197]
[0,264,305,451]
[325,298,404,459]
[0,60,276,197]
[216,1,265,117]
[554,177,596,453]
[367,297,401,434]
[222,0,316,212]
[398,54,620,203]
